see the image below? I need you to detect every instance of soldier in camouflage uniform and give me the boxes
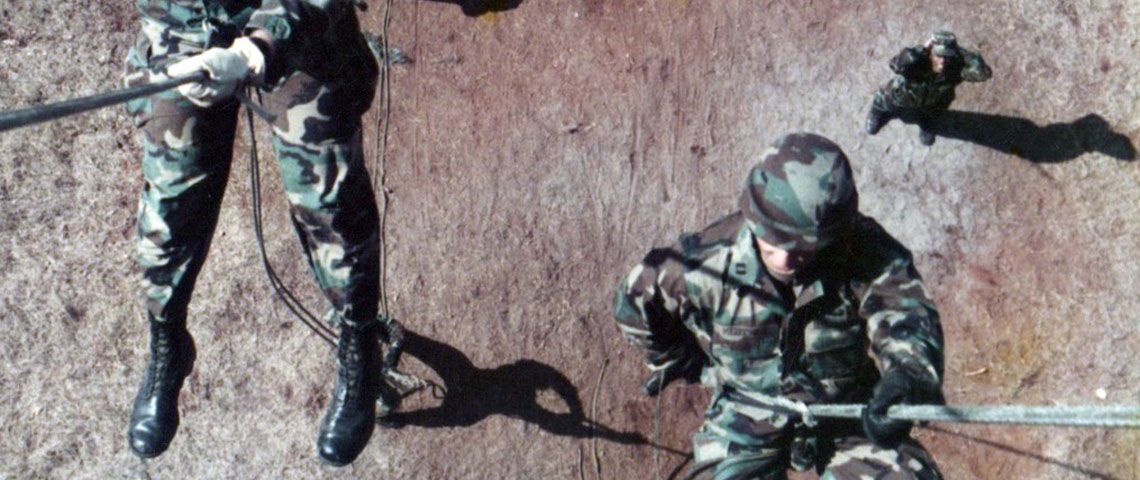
[614,133,946,479]
[866,30,991,146]
[122,0,382,466]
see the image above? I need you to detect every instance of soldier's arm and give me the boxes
[859,253,945,394]
[960,49,992,82]
[246,0,356,71]
[889,47,927,76]
[614,247,703,377]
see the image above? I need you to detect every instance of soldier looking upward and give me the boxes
[866,30,991,146]
[614,133,946,479]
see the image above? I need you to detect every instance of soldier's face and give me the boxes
[931,53,945,73]
[757,238,815,283]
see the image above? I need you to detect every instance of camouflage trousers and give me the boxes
[688,388,942,480]
[123,36,381,328]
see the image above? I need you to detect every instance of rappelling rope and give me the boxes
[243,91,336,346]
[368,0,432,403]
[732,390,1140,428]
[812,404,1140,428]
[0,72,208,133]
[372,0,396,320]
[673,393,1139,480]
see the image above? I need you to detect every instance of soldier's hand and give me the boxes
[861,369,944,447]
[167,37,266,107]
[641,352,704,397]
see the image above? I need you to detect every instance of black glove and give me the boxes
[642,352,705,397]
[862,369,944,447]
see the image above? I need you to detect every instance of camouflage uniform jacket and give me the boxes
[875,45,991,111]
[615,211,944,405]
[135,0,371,79]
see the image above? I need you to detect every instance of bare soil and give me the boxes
[1,0,1138,479]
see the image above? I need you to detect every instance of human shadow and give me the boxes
[424,0,524,17]
[381,330,683,454]
[922,425,1121,480]
[918,111,1136,163]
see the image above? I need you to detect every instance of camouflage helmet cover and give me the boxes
[739,133,858,251]
[930,30,960,57]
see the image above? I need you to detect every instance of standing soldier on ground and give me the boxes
[122,0,383,466]
[614,133,946,479]
[866,30,992,146]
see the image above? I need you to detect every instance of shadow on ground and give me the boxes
[379,330,684,455]
[922,425,1121,480]
[425,0,524,16]
[925,111,1136,163]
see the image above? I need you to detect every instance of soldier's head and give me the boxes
[929,30,959,73]
[739,133,858,281]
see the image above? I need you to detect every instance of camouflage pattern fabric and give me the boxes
[123,0,381,328]
[613,136,944,478]
[688,402,941,479]
[738,133,858,253]
[870,36,991,115]
[133,0,374,82]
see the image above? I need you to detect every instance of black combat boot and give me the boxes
[918,112,940,146]
[317,322,381,466]
[865,108,890,135]
[127,318,196,458]
[919,128,937,146]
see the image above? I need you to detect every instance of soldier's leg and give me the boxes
[917,93,954,146]
[917,109,942,147]
[123,39,239,458]
[687,392,793,480]
[866,90,896,135]
[819,435,942,480]
[262,66,381,466]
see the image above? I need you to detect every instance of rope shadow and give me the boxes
[921,425,1121,480]
[381,330,686,456]
[424,0,524,17]
[921,110,1136,163]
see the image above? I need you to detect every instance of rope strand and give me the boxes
[245,93,336,346]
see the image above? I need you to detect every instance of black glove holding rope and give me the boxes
[642,349,705,397]
[862,369,945,447]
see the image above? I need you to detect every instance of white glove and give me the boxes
[166,37,267,107]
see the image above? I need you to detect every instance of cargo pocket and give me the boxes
[122,32,154,127]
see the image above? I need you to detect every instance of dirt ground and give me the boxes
[1,0,1139,479]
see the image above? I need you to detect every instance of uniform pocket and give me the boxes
[122,33,155,126]
[803,301,867,381]
[710,300,780,360]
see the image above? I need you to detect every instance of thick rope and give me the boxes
[732,390,1140,428]
[0,72,207,133]
[811,404,1140,428]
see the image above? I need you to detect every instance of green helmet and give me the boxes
[738,133,858,252]
[930,30,960,57]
